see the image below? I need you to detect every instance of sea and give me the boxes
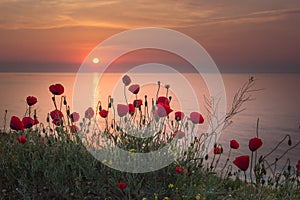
[0,72,299,174]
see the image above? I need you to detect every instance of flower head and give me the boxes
[175,111,184,121]
[133,99,143,108]
[157,96,170,106]
[22,117,34,129]
[117,104,128,117]
[156,102,173,118]
[122,75,131,86]
[233,155,250,171]
[49,83,64,95]
[175,166,184,174]
[189,112,204,124]
[117,182,127,190]
[128,84,140,94]
[128,104,135,115]
[85,107,94,119]
[17,135,27,144]
[26,96,37,106]
[249,137,263,151]
[70,112,80,123]
[10,116,23,131]
[99,109,108,118]
[214,146,222,154]
[296,160,300,177]
[50,110,63,126]
[230,139,240,149]
[70,125,79,133]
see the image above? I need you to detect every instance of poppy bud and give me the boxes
[108,102,111,108]
[99,105,102,111]
[205,154,208,160]
[63,98,67,105]
[288,139,292,146]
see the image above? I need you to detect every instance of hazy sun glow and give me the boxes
[92,57,100,64]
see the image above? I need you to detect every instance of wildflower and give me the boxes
[156,102,173,117]
[10,116,23,131]
[26,96,37,106]
[50,110,63,126]
[173,130,185,139]
[163,197,170,200]
[249,137,263,151]
[128,104,135,115]
[122,74,131,86]
[214,146,222,154]
[133,99,143,108]
[22,117,34,129]
[154,193,158,200]
[233,155,250,171]
[49,83,64,95]
[85,107,94,119]
[168,183,174,188]
[296,160,300,177]
[129,148,136,152]
[157,96,170,106]
[70,112,80,123]
[175,166,184,174]
[117,104,128,117]
[142,198,147,200]
[70,125,79,133]
[189,112,204,124]
[99,109,108,118]
[195,194,201,199]
[175,111,184,121]
[230,139,240,149]
[128,84,140,94]
[17,135,26,144]
[117,182,127,190]
[33,118,39,125]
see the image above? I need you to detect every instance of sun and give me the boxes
[92,57,100,64]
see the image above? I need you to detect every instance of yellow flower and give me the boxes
[195,194,201,199]
[142,198,147,200]
[168,183,174,188]
[102,159,107,163]
[129,148,136,152]
[108,160,112,165]
[154,193,158,200]
[163,197,170,200]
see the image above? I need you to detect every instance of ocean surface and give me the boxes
[0,72,299,173]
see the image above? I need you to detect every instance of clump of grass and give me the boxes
[0,76,299,199]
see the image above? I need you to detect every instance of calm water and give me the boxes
[0,72,299,171]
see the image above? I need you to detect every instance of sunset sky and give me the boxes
[0,0,299,73]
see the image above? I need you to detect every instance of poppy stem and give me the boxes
[250,151,254,184]
[124,85,128,105]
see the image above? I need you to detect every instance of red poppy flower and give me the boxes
[175,166,184,174]
[230,139,240,149]
[117,104,128,117]
[99,109,108,118]
[157,96,170,106]
[85,107,94,119]
[173,130,185,139]
[175,111,184,121]
[70,125,79,133]
[26,96,37,106]
[17,135,27,144]
[117,182,127,190]
[70,112,80,123]
[214,146,222,154]
[189,112,204,124]
[296,160,300,177]
[249,137,263,152]
[49,83,64,95]
[34,118,39,125]
[133,99,143,108]
[128,104,135,115]
[233,155,250,171]
[50,110,63,126]
[122,75,131,86]
[156,102,173,118]
[22,117,34,129]
[10,116,23,131]
[128,84,140,94]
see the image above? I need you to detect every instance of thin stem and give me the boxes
[250,151,254,184]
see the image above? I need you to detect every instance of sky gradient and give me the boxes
[0,0,299,73]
